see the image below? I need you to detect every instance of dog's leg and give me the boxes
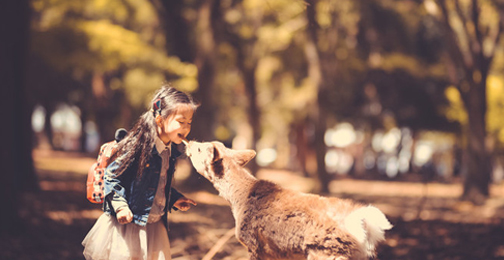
[307,250,349,260]
[248,251,263,260]
[245,241,262,260]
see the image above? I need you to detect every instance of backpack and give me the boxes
[86,128,127,204]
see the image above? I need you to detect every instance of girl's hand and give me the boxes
[174,197,197,211]
[116,208,133,224]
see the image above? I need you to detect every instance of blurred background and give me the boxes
[2,0,504,259]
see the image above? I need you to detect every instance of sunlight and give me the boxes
[256,148,277,167]
[324,123,356,148]
[31,105,45,133]
[46,209,102,225]
[34,150,94,175]
[413,141,434,167]
[381,128,401,153]
[51,104,81,134]
[169,213,215,225]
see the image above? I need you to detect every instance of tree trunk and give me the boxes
[220,11,261,173]
[92,72,117,143]
[435,0,502,204]
[80,107,88,153]
[244,69,260,174]
[151,0,194,62]
[235,48,260,174]
[305,0,331,193]
[43,103,55,149]
[314,98,330,193]
[294,122,310,177]
[461,79,491,204]
[180,0,219,188]
[191,0,218,142]
[0,0,35,233]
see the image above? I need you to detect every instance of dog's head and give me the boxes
[185,140,256,183]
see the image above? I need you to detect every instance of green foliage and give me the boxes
[30,0,198,113]
[444,85,468,125]
[30,0,504,151]
[486,76,504,143]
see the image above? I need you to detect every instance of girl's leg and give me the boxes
[146,221,171,260]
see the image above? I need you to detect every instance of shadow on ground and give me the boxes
[1,149,504,260]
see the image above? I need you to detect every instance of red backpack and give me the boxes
[86,129,127,204]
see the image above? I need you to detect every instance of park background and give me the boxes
[2,0,504,259]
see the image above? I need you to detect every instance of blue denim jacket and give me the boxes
[103,143,184,227]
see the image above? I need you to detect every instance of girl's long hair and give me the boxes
[113,85,199,177]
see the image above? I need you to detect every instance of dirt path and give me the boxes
[1,149,503,260]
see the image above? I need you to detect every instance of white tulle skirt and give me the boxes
[82,214,171,260]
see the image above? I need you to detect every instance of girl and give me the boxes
[83,86,199,260]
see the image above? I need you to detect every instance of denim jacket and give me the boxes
[103,143,184,228]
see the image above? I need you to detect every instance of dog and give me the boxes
[186,140,392,260]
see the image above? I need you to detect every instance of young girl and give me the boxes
[83,86,199,260]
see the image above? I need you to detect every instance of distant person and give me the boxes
[83,85,199,260]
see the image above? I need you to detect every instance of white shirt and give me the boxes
[147,137,172,223]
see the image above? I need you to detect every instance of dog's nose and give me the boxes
[185,144,192,157]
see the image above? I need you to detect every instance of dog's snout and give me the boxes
[184,141,198,157]
[185,142,192,157]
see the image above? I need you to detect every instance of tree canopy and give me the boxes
[28,0,504,202]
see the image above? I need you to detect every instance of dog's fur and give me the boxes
[186,141,392,260]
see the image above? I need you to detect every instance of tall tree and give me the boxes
[191,0,219,142]
[305,0,332,193]
[433,0,503,203]
[151,0,194,63]
[31,0,199,150]
[155,0,219,142]
[217,0,262,173]
[0,0,37,232]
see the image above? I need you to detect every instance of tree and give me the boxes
[0,0,37,233]
[216,0,262,173]
[191,0,219,142]
[30,0,198,149]
[151,0,218,143]
[432,0,503,203]
[305,0,332,192]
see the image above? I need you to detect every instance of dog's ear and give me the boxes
[212,143,222,162]
[233,149,256,166]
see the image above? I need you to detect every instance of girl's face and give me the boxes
[157,106,193,145]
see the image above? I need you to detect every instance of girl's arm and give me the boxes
[110,193,128,212]
[103,159,134,215]
[170,188,197,211]
[104,159,135,224]
[168,187,184,211]
[112,194,133,224]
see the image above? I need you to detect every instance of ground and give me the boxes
[1,149,504,260]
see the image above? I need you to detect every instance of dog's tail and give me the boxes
[344,206,393,257]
